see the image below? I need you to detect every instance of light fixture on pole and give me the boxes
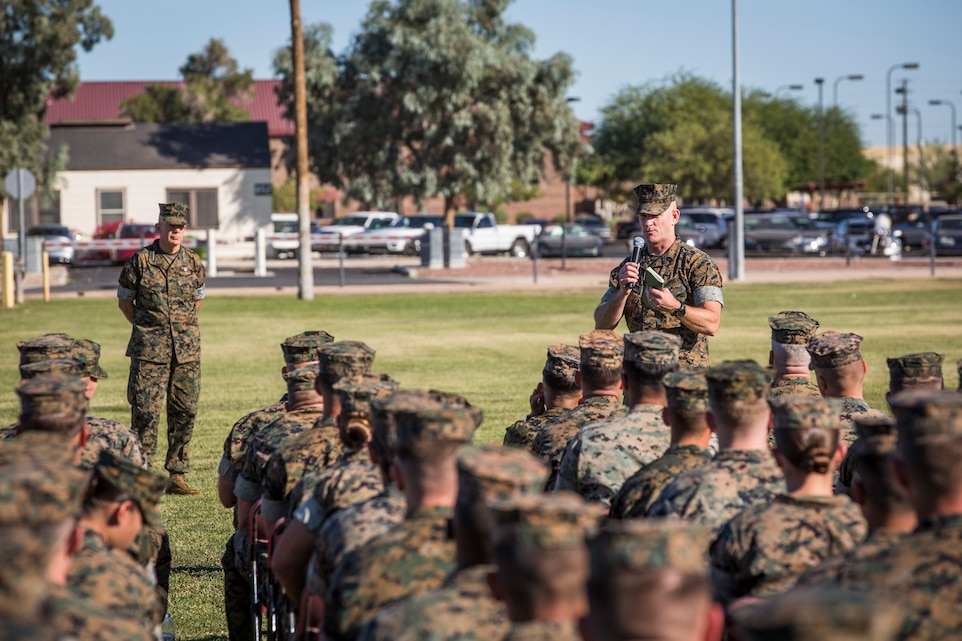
[885,62,919,208]
[815,77,825,211]
[928,99,957,162]
[833,74,864,106]
[774,84,803,99]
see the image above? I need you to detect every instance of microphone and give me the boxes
[625,236,644,291]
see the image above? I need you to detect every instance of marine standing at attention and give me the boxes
[118,202,206,496]
[594,183,723,370]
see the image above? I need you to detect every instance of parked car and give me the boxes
[26,224,75,265]
[343,214,444,255]
[928,214,962,255]
[114,223,160,264]
[312,211,399,253]
[679,206,733,249]
[830,215,875,255]
[536,223,603,257]
[574,215,613,244]
[675,214,706,249]
[891,215,935,253]
[454,212,541,257]
[743,213,830,256]
[614,218,637,240]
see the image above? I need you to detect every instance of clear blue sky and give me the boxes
[74,0,962,149]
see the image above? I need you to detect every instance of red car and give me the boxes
[113,222,159,264]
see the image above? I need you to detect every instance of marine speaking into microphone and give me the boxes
[592,183,725,370]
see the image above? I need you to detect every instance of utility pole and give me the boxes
[815,78,825,211]
[290,0,314,300]
[901,78,909,203]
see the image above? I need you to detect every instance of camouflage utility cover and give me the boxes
[807,331,863,369]
[633,183,677,218]
[768,310,819,345]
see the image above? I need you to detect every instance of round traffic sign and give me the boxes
[4,168,37,200]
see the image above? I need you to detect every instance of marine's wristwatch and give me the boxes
[673,302,687,317]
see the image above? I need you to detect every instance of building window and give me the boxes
[166,188,219,229]
[97,189,126,225]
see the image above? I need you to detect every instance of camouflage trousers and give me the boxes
[222,530,254,641]
[128,357,200,473]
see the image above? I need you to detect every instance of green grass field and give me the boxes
[2,278,961,639]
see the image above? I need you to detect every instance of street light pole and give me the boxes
[833,74,864,107]
[897,79,910,202]
[885,62,919,209]
[774,84,803,99]
[815,78,825,210]
[730,0,745,281]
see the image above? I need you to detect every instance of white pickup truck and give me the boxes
[454,212,541,258]
[311,211,399,252]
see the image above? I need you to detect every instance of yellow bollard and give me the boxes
[42,251,50,302]
[1,252,14,308]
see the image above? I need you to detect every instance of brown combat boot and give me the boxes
[166,473,202,496]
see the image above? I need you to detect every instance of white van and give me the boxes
[268,213,321,259]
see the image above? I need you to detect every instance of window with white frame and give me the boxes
[97,189,126,225]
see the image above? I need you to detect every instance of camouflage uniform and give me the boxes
[260,419,360,522]
[47,584,154,641]
[83,416,147,469]
[308,487,406,598]
[503,620,582,641]
[503,408,567,450]
[555,404,667,505]
[767,310,821,398]
[609,443,712,518]
[587,520,712,641]
[730,585,903,641]
[600,184,723,370]
[0,450,91,638]
[768,376,821,397]
[269,373,397,521]
[67,528,159,629]
[711,395,868,604]
[489,493,599,641]
[807,331,886,447]
[324,398,477,641]
[326,504,457,640]
[532,395,627,486]
[838,354,944,495]
[556,331,680,505]
[293,462,383,535]
[359,565,506,641]
[69,451,168,628]
[794,527,907,587]
[822,391,962,641]
[647,449,785,534]
[233,369,325,507]
[220,331,333,641]
[503,344,580,450]
[357,445,548,641]
[118,203,205,474]
[710,494,865,604]
[648,361,784,534]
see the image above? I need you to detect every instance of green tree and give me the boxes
[274,0,584,221]
[593,73,871,205]
[121,38,254,123]
[594,74,787,204]
[0,0,113,200]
